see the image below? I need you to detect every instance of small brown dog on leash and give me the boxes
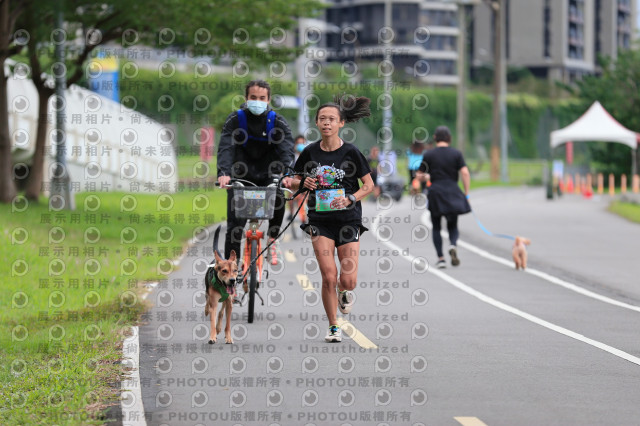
[512,236,531,270]
[205,248,238,344]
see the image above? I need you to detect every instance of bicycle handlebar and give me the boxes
[215,178,294,194]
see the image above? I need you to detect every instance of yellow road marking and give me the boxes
[337,318,378,349]
[454,417,488,426]
[296,274,315,291]
[285,251,297,263]
[296,273,377,349]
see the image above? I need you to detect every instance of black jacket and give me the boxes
[216,107,294,183]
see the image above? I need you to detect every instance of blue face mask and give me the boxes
[246,100,268,116]
[296,143,305,153]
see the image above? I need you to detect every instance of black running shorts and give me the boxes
[301,222,366,247]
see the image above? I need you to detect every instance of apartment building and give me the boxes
[321,0,635,86]
[471,0,636,84]
[323,0,464,85]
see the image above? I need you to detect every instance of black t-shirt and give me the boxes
[294,141,371,224]
[418,146,466,183]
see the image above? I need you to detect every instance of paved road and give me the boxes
[135,187,640,426]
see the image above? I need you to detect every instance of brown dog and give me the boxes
[205,250,238,344]
[512,236,531,270]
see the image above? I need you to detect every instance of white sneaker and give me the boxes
[325,325,342,342]
[338,290,354,314]
[436,259,446,269]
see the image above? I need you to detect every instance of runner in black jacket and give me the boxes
[216,80,295,261]
[417,125,471,269]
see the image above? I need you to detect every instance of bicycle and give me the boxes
[218,177,304,323]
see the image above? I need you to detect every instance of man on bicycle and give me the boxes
[217,80,295,264]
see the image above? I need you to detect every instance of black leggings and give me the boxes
[430,213,459,258]
[224,187,285,259]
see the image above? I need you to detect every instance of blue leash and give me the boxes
[470,209,516,241]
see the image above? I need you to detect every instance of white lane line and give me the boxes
[296,273,378,349]
[421,212,640,313]
[454,417,489,426]
[370,212,640,367]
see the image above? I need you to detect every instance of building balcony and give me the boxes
[618,2,632,13]
[568,14,584,24]
[568,37,585,47]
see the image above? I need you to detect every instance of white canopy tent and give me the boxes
[550,101,639,175]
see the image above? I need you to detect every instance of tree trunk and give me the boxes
[24,87,53,201]
[0,0,18,202]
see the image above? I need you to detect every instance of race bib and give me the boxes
[315,188,345,212]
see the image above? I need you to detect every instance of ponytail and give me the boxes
[315,94,371,124]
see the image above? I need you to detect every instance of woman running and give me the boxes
[292,95,374,342]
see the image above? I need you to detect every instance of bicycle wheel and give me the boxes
[248,239,258,323]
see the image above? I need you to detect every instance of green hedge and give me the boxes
[120,70,581,159]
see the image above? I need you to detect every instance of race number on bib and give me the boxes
[315,188,345,212]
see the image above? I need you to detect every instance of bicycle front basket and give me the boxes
[232,186,276,219]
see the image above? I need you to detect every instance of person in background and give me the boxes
[288,135,307,222]
[366,145,381,199]
[407,140,426,195]
[216,80,294,265]
[417,126,471,269]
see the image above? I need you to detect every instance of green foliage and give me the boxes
[506,94,546,158]
[609,200,640,224]
[0,190,228,424]
[121,69,590,159]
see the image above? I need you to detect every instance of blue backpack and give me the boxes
[237,109,276,145]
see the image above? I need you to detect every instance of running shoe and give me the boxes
[338,290,354,314]
[325,325,342,342]
[436,259,446,269]
[449,246,460,266]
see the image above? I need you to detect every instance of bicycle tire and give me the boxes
[248,239,258,323]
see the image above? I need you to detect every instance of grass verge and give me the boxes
[1,189,226,425]
[609,200,640,224]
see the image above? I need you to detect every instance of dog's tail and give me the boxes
[213,225,224,259]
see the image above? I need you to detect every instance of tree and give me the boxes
[11,0,323,201]
[0,0,26,202]
[572,49,640,177]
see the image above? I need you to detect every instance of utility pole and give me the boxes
[382,0,393,155]
[489,0,505,182]
[447,0,480,156]
[456,3,468,156]
[296,19,310,138]
[498,0,508,183]
[456,0,474,155]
